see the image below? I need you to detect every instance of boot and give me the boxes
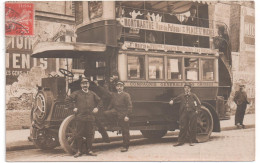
[173,142,184,147]
[120,147,128,152]
[86,151,97,156]
[74,151,82,158]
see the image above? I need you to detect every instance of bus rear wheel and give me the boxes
[59,115,77,155]
[196,105,214,142]
[140,130,167,139]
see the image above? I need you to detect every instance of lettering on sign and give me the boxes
[124,82,217,87]
[118,17,216,37]
[122,41,217,54]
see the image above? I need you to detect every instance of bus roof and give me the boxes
[31,42,106,58]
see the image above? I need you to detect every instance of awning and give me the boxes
[32,42,107,58]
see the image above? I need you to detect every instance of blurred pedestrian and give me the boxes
[234,85,249,129]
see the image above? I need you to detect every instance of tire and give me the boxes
[140,130,167,139]
[59,115,77,154]
[31,128,59,150]
[196,105,214,140]
[32,91,53,124]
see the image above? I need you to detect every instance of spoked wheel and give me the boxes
[59,115,77,154]
[32,128,59,150]
[140,130,168,139]
[196,105,214,142]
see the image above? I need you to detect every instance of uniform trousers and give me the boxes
[178,110,197,143]
[104,109,130,148]
[235,103,247,125]
[75,120,94,153]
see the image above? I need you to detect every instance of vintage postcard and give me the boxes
[5,0,255,161]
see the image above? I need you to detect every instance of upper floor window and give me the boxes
[148,56,164,79]
[201,59,214,81]
[127,55,145,79]
[88,1,103,20]
[167,58,182,80]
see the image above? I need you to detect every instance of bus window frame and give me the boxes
[200,58,215,81]
[166,57,183,81]
[184,57,200,81]
[148,55,165,81]
[127,54,146,80]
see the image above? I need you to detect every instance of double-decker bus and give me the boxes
[31,1,232,154]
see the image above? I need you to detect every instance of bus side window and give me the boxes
[127,55,145,79]
[184,58,199,81]
[201,59,214,81]
[148,56,164,79]
[167,58,182,80]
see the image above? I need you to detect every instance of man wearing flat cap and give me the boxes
[234,85,249,129]
[104,81,133,152]
[65,78,102,157]
[169,83,201,146]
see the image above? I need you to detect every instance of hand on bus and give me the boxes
[169,100,174,105]
[73,108,78,112]
[124,116,129,122]
[92,107,99,114]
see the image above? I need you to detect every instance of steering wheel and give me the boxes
[59,68,74,77]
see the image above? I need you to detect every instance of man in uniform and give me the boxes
[65,78,102,157]
[169,83,201,146]
[234,85,249,129]
[104,81,132,152]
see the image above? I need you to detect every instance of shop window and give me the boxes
[201,59,214,81]
[184,58,199,81]
[148,57,164,79]
[127,55,145,79]
[167,58,182,80]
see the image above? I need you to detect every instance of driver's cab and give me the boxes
[68,53,111,94]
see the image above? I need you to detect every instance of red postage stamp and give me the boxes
[5,3,34,36]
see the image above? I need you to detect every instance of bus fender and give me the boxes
[201,102,221,132]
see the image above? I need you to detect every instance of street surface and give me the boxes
[6,128,255,161]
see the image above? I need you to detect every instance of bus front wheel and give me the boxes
[140,130,167,139]
[59,115,77,155]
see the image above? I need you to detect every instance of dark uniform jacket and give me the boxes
[234,91,249,105]
[65,89,102,121]
[108,92,133,119]
[172,92,201,114]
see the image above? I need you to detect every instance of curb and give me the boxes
[6,124,255,152]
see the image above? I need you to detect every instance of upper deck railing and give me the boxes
[116,6,229,51]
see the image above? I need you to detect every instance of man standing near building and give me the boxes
[104,81,132,152]
[169,83,201,146]
[234,85,249,129]
[65,78,102,157]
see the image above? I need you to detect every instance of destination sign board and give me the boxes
[122,41,218,54]
[124,81,219,87]
[117,17,216,37]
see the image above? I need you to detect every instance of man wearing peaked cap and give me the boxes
[65,77,102,157]
[169,83,201,146]
[104,80,132,152]
[234,84,249,129]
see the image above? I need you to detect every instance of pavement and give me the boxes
[6,114,255,151]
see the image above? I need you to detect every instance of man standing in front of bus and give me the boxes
[169,83,201,146]
[104,81,133,152]
[65,78,102,157]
